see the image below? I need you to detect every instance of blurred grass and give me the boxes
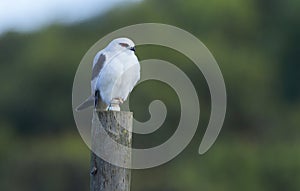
[0,127,90,191]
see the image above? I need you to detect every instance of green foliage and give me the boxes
[0,0,299,190]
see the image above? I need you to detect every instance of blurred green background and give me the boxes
[1,0,300,190]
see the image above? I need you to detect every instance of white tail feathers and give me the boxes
[75,96,94,111]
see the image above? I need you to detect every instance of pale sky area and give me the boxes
[0,0,141,35]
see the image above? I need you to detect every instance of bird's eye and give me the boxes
[119,43,129,48]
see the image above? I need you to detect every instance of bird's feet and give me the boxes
[108,98,124,111]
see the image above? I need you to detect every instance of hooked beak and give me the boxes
[130,47,135,52]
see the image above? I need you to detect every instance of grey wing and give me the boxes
[91,52,106,81]
[76,52,107,112]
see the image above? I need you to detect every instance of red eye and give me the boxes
[119,43,129,47]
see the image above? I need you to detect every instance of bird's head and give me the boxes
[107,38,136,52]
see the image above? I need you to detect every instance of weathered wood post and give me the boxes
[90,110,132,191]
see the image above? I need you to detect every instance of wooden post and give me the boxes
[90,111,132,191]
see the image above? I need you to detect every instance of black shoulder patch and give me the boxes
[91,54,106,80]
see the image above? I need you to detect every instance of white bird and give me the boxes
[76,38,140,111]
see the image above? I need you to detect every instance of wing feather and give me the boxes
[91,53,106,80]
